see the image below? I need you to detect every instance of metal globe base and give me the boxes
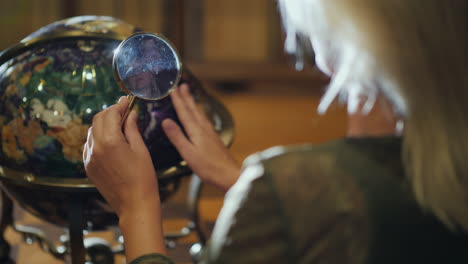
[0,174,209,263]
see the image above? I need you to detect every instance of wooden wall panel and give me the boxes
[30,0,61,32]
[76,0,165,33]
[120,0,165,33]
[203,0,271,62]
[217,91,348,163]
[183,0,204,61]
[0,0,61,50]
[77,0,116,16]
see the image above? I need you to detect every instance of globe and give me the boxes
[0,16,233,229]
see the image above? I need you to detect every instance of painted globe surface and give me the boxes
[0,16,186,181]
[0,16,232,228]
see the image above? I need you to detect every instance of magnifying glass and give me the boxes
[113,32,182,126]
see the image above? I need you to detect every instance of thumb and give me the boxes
[114,96,130,118]
[124,110,146,150]
[101,96,130,133]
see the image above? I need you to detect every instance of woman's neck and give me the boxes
[346,97,400,137]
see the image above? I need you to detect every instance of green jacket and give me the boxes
[131,137,468,264]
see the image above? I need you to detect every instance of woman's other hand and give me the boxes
[163,84,241,192]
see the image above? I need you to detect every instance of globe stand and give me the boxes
[0,174,207,264]
[68,195,86,263]
[0,190,14,264]
[0,190,94,263]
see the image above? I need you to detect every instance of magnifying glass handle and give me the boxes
[121,95,136,128]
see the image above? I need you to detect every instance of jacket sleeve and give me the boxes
[201,159,293,264]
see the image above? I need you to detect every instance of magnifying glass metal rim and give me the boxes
[112,32,183,125]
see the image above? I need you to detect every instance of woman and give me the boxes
[83,0,468,263]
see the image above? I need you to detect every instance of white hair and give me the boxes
[278,0,406,115]
[278,0,468,233]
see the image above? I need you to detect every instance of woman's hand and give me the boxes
[162,84,241,192]
[83,96,159,216]
[83,96,166,261]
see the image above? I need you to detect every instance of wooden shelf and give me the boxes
[186,62,329,83]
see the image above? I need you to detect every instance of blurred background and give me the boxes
[0,0,348,263]
[0,0,348,161]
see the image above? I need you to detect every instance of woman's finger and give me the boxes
[83,141,89,164]
[179,85,216,130]
[162,118,194,158]
[124,110,147,151]
[83,126,96,167]
[97,97,130,143]
[179,84,205,123]
[170,86,200,138]
[104,96,129,129]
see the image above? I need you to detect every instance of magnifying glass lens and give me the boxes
[113,33,182,125]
